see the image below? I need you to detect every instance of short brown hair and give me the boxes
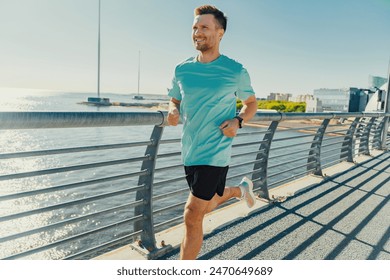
[194,5,227,31]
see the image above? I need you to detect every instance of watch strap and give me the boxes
[233,116,243,128]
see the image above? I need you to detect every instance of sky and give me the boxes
[0,0,389,98]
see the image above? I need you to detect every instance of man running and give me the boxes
[167,5,258,260]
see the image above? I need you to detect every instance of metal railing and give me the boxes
[0,111,389,259]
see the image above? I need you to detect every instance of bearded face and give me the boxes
[192,14,224,53]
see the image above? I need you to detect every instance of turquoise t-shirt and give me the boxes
[168,54,255,167]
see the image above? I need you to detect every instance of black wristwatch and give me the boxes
[233,116,243,128]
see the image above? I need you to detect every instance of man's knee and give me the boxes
[183,203,206,227]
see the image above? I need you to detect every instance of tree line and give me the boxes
[237,100,306,113]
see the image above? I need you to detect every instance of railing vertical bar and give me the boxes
[340,117,360,162]
[251,121,278,200]
[307,119,329,176]
[134,125,164,257]
[359,117,376,155]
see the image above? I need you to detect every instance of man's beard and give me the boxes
[194,42,211,52]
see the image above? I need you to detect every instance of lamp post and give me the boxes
[380,72,390,149]
[97,0,101,99]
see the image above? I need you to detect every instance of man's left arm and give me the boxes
[220,95,257,137]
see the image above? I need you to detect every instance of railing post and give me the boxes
[307,118,329,176]
[252,121,278,200]
[358,117,375,155]
[373,117,386,150]
[380,116,389,150]
[133,125,164,257]
[341,117,360,162]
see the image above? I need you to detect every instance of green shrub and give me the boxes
[236,99,306,112]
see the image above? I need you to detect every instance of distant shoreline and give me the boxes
[78,101,169,111]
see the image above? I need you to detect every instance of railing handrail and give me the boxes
[0,111,165,129]
[1,111,389,129]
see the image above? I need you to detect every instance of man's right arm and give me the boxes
[167,97,181,126]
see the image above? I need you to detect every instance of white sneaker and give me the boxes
[238,177,256,208]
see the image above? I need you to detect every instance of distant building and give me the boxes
[365,82,388,112]
[294,94,315,103]
[348,87,370,112]
[267,93,292,101]
[369,75,387,89]
[312,87,381,113]
[305,96,323,113]
[313,88,350,112]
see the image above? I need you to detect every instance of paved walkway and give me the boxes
[160,152,390,260]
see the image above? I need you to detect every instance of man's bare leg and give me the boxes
[205,187,241,213]
[180,194,209,260]
[180,186,242,260]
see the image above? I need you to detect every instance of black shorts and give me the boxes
[184,165,229,201]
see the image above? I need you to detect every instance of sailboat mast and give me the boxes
[97,0,101,98]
